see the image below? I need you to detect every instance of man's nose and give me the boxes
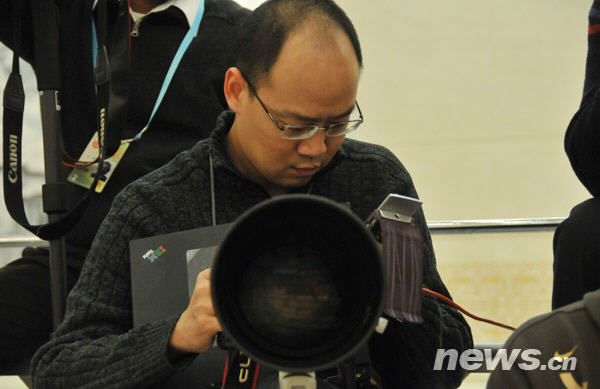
[296,130,327,157]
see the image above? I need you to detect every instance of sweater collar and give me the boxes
[207,110,239,174]
[94,0,198,27]
[207,110,348,183]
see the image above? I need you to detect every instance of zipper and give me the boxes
[131,18,140,37]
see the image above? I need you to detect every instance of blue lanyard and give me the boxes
[93,0,206,144]
[127,0,206,143]
[92,21,98,92]
[92,21,98,72]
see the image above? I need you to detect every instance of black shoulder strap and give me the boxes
[338,344,382,388]
[2,0,107,241]
[222,349,260,389]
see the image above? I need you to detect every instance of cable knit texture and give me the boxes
[31,111,472,388]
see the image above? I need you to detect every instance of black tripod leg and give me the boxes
[31,0,68,329]
[39,90,68,329]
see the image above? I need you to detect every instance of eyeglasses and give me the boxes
[240,71,364,141]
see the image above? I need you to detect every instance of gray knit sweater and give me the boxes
[31,111,473,388]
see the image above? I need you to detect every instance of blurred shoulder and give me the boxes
[205,0,251,23]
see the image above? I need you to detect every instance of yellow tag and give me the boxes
[67,132,129,193]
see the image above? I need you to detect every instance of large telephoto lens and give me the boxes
[211,195,384,372]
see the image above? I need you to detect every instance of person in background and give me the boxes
[0,0,249,369]
[552,0,600,310]
[489,2,600,387]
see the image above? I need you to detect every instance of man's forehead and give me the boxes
[270,103,357,123]
[248,19,360,121]
[254,20,360,86]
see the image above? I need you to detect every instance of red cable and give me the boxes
[61,149,99,167]
[62,149,81,162]
[61,160,99,168]
[251,363,261,389]
[422,288,516,331]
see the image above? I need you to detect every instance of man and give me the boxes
[0,0,249,368]
[32,0,473,387]
[487,288,599,388]
[552,0,600,310]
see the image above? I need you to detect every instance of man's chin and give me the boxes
[276,176,313,191]
[292,174,314,185]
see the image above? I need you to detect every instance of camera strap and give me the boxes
[222,350,260,389]
[2,0,106,240]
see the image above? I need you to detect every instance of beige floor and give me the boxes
[433,230,554,344]
[0,374,491,388]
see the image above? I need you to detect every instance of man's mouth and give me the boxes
[291,165,320,177]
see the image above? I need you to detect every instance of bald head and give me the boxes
[235,0,362,88]
[265,22,359,108]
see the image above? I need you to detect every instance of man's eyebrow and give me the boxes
[274,103,356,123]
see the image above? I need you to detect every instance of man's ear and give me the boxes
[224,67,247,113]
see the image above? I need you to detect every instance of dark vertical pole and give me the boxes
[30,0,68,329]
[40,90,68,329]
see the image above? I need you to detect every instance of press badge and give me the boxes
[67,132,129,193]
